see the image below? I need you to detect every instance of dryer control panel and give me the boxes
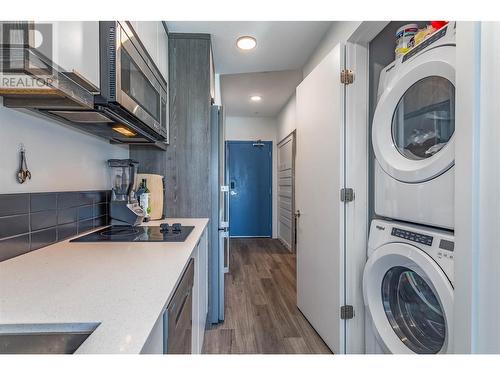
[402,25,449,63]
[391,227,433,246]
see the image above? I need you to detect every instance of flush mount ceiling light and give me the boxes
[236,36,257,51]
[250,95,262,102]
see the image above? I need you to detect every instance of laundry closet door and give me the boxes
[296,43,346,354]
[277,133,295,252]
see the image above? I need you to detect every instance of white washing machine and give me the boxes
[363,219,454,354]
[373,23,456,229]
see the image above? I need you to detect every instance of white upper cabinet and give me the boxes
[3,21,168,96]
[135,21,158,63]
[0,21,100,89]
[132,21,169,83]
[158,23,169,84]
[51,22,100,88]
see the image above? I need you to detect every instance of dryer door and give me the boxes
[363,242,453,354]
[372,46,455,183]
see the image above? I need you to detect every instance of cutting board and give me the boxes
[137,173,164,220]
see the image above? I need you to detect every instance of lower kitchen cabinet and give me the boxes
[140,226,208,354]
[191,227,208,354]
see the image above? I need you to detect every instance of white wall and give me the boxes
[274,22,360,144]
[454,21,500,354]
[0,102,128,194]
[225,116,278,238]
[303,21,361,78]
[277,94,296,142]
[214,73,222,106]
[476,21,500,353]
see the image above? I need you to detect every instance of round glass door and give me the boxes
[381,266,446,354]
[392,76,455,160]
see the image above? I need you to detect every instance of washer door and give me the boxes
[363,242,454,354]
[372,46,455,183]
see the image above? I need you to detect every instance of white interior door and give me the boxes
[277,133,295,252]
[296,43,346,354]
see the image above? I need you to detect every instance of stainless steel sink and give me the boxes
[0,322,100,354]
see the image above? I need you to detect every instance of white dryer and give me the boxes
[363,219,454,354]
[373,23,456,229]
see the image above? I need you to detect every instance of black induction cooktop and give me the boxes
[70,224,194,243]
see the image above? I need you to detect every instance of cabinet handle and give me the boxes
[175,291,190,325]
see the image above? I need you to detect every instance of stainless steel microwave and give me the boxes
[98,21,168,138]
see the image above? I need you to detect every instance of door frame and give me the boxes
[339,22,388,353]
[225,140,273,238]
[453,21,500,354]
[277,130,296,253]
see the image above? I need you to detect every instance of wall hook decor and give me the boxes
[16,143,32,184]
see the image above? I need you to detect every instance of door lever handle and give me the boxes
[230,191,237,196]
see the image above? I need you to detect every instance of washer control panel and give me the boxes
[437,239,455,261]
[439,239,454,252]
[370,219,455,284]
[391,227,433,246]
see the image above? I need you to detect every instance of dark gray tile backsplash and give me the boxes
[0,194,29,216]
[0,214,30,238]
[78,219,94,234]
[58,207,78,225]
[0,190,109,262]
[0,234,30,262]
[31,228,57,251]
[30,193,57,212]
[57,222,78,242]
[78,205,93,221]
[31,210,57,231]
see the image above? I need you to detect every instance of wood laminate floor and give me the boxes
[202,238,332,354]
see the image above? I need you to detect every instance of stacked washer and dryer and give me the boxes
[363,22,456,354]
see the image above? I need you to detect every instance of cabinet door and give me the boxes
[51,22,100,88]
[158,23,169,83]
[191,228,208,354]
[191,245,200,354]
[131,21,168,84]
[210,48,215,102]
[134,21,158,67]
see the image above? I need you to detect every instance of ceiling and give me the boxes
[165,21,331,74]
[166,21,332,117]
[220,70,303,117]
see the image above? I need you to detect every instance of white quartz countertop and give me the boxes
[0,218,209,354]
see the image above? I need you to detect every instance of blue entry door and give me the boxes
[226,141,272,237]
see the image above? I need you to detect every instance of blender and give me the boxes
[108,159,145,226]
